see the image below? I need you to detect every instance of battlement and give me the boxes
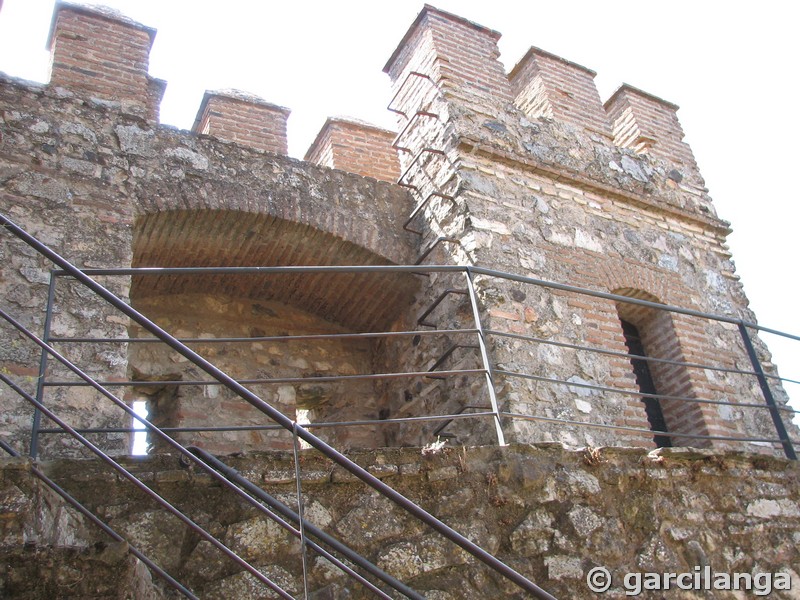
[192,89,290,155]
[509,47,614,140]
[605,84,702,184]
[384,5,514,104]
[304,117,400,183]
[386,5,702,186]
[39,2,705,190]
[47,1,165,121]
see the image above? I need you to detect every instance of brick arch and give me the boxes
[598,260,689,308]
[131,148,416,268]
[131,209,418,331]
[611,286,714,447]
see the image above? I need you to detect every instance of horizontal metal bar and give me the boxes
[0,440,199,600]
[499,411,790,445]
[495,369,799,414]
[465,265,800,342]
[52,262,799,341]
[36,411,499,436]
[49,328,479,345]
[43,368,486,388]
[486,328,799,386]
[45,262,800,343]
[56,264,468,277]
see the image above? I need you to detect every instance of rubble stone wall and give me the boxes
[3,445,799,599]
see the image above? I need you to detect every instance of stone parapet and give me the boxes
[3,445,797,598]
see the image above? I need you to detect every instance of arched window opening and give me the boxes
[614,288,712,449]
[620,319,671,448]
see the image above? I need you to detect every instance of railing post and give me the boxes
[738,322,797,460]
[30,271,58,458]
[292,423,311,600]
[464,269,506,446]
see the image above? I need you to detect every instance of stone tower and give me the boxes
[379,5,793,453]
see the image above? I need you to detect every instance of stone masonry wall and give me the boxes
[0,457,165,599]
[3,445,799,599]
[129,294,385,454]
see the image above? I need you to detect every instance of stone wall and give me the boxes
[0,457,165,599]
[129,294,384,454]
[1,3,799,599]
[4,1,793,459]
[3,445,798,599]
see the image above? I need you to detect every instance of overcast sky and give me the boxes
[1,0,797,418]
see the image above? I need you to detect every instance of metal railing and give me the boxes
[23,263,800,459]
[1,213,557,598]
[2,212,799,597]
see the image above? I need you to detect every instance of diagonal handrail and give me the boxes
[0,439,199,600]
[1,212,557,598]
[0,305,427,598]
[0,370,294,599]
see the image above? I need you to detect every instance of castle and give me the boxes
[0,3,798,598]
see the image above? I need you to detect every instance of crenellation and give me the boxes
[47,1,164,121]
[510,46,614,140]
[192,89,290,155]
[305,117,401,183]
[605,83,703,187]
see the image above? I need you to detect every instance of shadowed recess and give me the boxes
[132,209,419,331]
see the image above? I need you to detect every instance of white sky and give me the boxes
[1,0,798,420]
